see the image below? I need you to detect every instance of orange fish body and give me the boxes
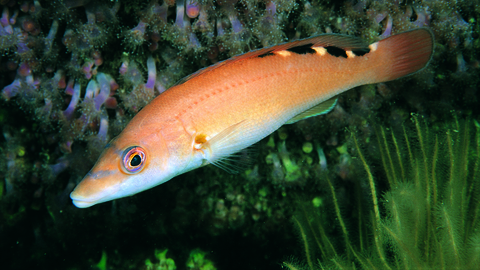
[71,29,434,208]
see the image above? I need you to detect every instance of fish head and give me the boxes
[70,131,172,208]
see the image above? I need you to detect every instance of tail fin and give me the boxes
[373,28,434,82]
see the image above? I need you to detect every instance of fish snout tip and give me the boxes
[70,196,96,208]
[70,187,98,208]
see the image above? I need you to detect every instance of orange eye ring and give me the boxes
[122,146,146,173]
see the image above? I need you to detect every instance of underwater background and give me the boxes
[1,0,479,269]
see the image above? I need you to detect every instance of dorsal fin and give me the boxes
[174,34,370,86]
[286,97,338,124]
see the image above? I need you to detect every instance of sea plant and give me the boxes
[284,115,480,269]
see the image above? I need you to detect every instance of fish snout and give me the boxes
[70,170,120,208]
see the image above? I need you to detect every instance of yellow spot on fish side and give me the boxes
[313,47,327,56]
[195,133,207,144]
[275,50,292,57]
[194,133,209,150]
[369,42,379,52]
[346,50,355,58]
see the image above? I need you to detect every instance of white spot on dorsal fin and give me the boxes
[313,47,327,56]
[346,50,355,58]
[369,42,379,52]
[275,50,292,57]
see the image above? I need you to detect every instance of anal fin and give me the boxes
[286,97,338,124]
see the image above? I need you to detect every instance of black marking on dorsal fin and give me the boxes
[352,48,371,56]
[172,33,370,86]
[258,51,275,58]
[286,43,316,54]
[325,46,348,58]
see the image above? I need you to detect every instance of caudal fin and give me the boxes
[373,28,434,82]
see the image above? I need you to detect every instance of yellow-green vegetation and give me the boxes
[145,249,176,270]
[95,251,107,270]
[144,248,215,270]
[284,116,480,269]
[186,249,216,270]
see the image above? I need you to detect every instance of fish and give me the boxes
[70,28,434,208]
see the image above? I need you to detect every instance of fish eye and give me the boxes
[122,146,146,173]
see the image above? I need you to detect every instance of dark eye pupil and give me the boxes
[130,155,141,166]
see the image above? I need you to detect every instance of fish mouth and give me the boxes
[70,189,117,208]
[70,188,119,208]
[70,196,99,208]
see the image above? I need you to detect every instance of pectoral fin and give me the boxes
[198,120,256,174]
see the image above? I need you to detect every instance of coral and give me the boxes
[120,56,157,112]
[123,20,148,51]
[284,116,480,269]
